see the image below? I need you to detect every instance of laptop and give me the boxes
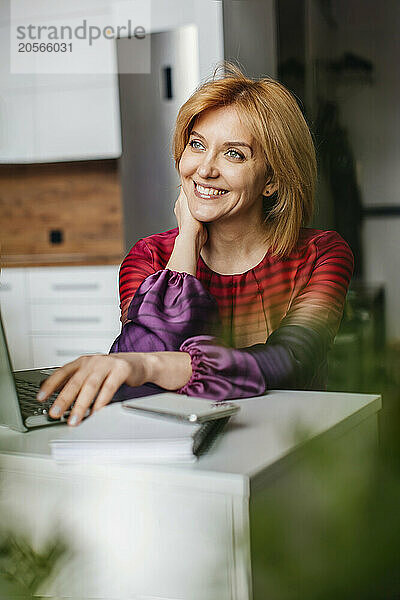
[0,311,68,432]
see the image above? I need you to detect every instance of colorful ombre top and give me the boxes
[110,227,354,399]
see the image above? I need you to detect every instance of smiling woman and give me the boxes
[37,62,353,426]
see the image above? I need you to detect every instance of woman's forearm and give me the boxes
[125,351,193,390]
[165,234,202,276]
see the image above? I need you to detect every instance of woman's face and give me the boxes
[179,105,271,224]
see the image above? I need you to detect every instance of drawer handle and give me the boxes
[0,283,12,292]
[53,317,102,324]
[52,284,100,291]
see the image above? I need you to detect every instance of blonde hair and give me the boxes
[172,61,317,256]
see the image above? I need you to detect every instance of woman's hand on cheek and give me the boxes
[175,185,208,249]
[36,353,149,426]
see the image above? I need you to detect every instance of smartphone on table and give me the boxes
[122,392,240,423]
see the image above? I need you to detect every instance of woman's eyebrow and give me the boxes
[190,130,253,156]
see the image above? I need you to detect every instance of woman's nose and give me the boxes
[196,153,219,179]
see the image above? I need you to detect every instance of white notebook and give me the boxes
[50,403,228,464]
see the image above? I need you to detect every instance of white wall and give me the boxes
[362,218,400,343]
[331,0,400,340]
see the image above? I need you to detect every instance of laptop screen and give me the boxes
[0,311,26,431]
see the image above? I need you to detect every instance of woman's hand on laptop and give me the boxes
[36,353,148,426]
[36,351,193,426]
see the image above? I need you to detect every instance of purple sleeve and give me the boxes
[178,336,266,399]
[110,269,221,353]
[109,269,266,400]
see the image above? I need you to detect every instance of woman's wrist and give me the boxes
[176,231,205,251]
[165,234,203,275]
[138,351,192,390]
[116,352,150,388]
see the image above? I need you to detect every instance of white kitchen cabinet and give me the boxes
[0,265,121,370]
[33,79,121,163]
[0,268,32,369]
[0,87,36,163]
[31,335,118,368]
[30,304,119,334]
[0,0,224,164]
[0,3,121,164]
[28,266,118,301]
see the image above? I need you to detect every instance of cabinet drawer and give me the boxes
[30,304,120,334]
[28,266,119,301]
[0,269,32,370]
[0,268,27,299]
[32,335,117,368]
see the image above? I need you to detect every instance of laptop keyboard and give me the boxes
[14,378,58,419]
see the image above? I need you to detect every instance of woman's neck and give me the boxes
[201,206,270,275]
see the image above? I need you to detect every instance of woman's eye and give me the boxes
[189,140,204,150]
[226,149,244,160]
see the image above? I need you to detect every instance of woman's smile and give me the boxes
[193,181,229,198]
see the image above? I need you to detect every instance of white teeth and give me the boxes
[196,183,227,196]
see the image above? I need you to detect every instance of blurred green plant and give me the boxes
[0,532,68,599]
[252,446,400,597]
[0,482,68,599]
[250,393,400,599]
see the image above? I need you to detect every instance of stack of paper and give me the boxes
[50,403,228,464]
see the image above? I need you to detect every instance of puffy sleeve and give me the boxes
[244,232,354,390]
[178,336,266,399]
[110,269,266,399]
[110,269,221,353]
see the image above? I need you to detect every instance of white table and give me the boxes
[0,390,381,600]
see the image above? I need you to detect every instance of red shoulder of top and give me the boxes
[119,228,179,322]
[141,227,179,269]
[296,228,354,282]
[294,227,352,255]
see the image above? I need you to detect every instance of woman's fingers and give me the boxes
[90,366,130,414]
[42,355,104,420]
[37,359,81,401]
[38,355,135,425]
[35,354,138,425]
[175,183,208,248]
[174,186,184,227]
[66,370,110,426]
[48,365,92,419]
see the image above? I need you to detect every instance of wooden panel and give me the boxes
[0,160,124,267]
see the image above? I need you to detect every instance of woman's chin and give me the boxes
[192,213,219,224]
[189,206,223,223]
